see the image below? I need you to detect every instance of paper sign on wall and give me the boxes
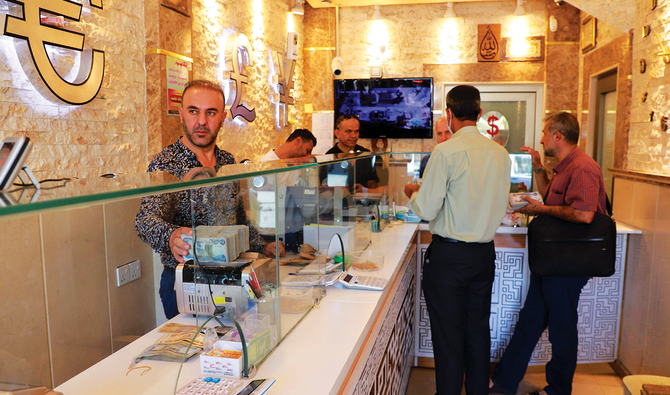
[311,113,335,155]
[166,56,189,116]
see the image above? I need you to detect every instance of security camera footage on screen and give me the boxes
[334,78,433,139]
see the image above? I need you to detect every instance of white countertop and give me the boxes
[417,221,642,235]
[56,224,419,395]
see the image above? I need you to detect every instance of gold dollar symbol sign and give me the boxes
[487,115,499,137]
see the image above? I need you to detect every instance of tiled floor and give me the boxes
[405,363,624,395]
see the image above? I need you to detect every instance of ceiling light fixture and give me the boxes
[291,0,304,15]
[514,0,526,16]
[372,5,384,20]
[444,2,457,18]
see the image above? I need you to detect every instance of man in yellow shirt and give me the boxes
[405,85,511,395]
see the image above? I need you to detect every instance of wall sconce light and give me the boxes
[549,15,558,32]
[513,0,526,16]
[372,5,384,20]
[444,2,457,18]
[291,0,304,15]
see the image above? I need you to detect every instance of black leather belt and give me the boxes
[433,234,466,243]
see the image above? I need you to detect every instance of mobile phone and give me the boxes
[236,378,275,395]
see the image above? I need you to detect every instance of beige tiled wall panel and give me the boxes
[41,206,112,387]
[612,177,634,224]
[0,215,51,387]
[646,185,670,374]
[614,178,670,377]
[0,2,148,180]
[103,199,156,352]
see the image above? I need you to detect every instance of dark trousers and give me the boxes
[491,274,589,395]
[423,238,496,395]
[159,267,179,319]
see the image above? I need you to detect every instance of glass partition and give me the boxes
[2,149,532,391]
[0,151,438,392]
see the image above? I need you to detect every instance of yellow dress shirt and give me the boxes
[409,125,511,243]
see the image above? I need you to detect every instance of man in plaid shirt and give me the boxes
[489,112,607,395]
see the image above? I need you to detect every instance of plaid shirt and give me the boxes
[134,138,264,269]
[545,146,606,215]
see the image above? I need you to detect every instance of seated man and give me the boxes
[135,79,283,320]
[259,128,317,187]
[321,114,379,193]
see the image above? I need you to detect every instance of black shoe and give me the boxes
[488,383,516,394]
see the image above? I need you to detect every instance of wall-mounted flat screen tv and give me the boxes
[334,78,433,139]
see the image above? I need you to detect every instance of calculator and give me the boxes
[177,376,275,395]
[339,272,387,291]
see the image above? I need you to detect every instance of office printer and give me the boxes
[175,256,276,317]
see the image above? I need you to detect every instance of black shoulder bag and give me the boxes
[527,200,616,277]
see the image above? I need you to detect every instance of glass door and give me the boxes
[477,91,537,153]
[440,84,542,192]
[440,84,542,154]
[594,71,617,199]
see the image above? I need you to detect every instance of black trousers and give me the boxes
[422,237,496,395]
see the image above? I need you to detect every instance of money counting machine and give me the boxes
[175,255,275,317]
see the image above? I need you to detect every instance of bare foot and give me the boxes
[489,378,494,389]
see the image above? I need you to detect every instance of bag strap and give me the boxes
[605,193,612,217]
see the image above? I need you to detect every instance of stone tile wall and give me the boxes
[628,1,670,173]
[187,0,305,162]
[0,1,148,180]
[303,0,552,153]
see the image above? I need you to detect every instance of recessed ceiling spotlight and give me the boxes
[514,0,526,16]
[444,2,457,18]
[292,0,304,15]
[372,5,384,20]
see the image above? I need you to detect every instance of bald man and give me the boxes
[419,117,452,178]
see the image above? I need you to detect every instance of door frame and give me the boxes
[436,83,544,152]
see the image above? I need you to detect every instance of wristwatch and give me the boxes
[534,166,545,173]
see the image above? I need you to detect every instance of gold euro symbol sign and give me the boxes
[3,0,105,105]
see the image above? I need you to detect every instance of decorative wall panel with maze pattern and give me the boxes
[415,234,627,365]
[349,247,417,395]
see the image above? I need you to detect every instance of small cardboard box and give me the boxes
[200,349,243,378]
[218,327,272,367]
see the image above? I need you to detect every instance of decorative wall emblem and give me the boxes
[478,24,501,62]
[2,0,105,105]
[223,33,256,122]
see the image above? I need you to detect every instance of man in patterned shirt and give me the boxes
[489,112,607,395]
[135,80,282,319]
